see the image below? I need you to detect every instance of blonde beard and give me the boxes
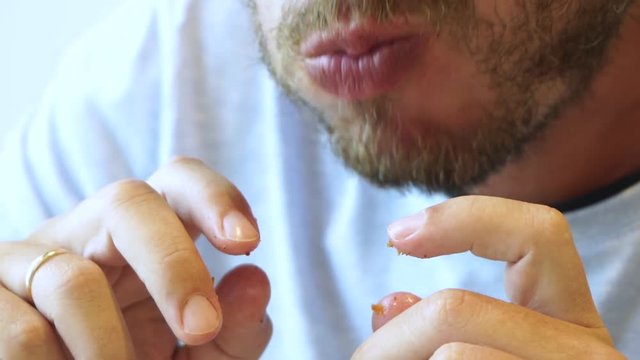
[253,0,634,193]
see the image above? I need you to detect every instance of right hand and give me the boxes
[0,157,272,359]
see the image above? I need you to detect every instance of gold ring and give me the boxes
[24,248,69,302]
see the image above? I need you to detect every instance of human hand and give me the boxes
[0,157,272,359]
[354,196,625,359]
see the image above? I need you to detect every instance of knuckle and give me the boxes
[420,206,443,239]
[49,257,108,298]
[159,246,199,273]
[423,203,444,224]
[155,246,208,293]
[105,179,158,211]
[200,178,243,210]
[163,157,238,199]
[533,205,573,244]
[424,289,478,331]
[6,316,54,353]
[541,206,571,233]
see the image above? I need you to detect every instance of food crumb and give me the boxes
[371,303,385,315]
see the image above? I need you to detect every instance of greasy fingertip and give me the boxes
[371,292,421,332]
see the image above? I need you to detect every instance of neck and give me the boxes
[472,6,640,205]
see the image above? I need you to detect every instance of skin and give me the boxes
[357,197,620,359]
[474,9,640,204]
[0,158,272,359]
[250,0,640,358]
[1,1,639,359]
[253,0,640,202]
[370,292,420,331]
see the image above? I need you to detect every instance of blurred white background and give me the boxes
[0,0,125,146]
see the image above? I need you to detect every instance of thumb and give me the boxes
[371,292,421,332]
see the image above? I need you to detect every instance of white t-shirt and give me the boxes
[1,0,639,358]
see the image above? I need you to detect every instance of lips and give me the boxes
[301,23,427,100]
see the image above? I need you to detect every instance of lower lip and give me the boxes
[304,36,425,100]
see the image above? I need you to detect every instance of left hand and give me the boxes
[353,196,625,360]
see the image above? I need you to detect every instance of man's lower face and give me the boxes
[251,0,631,194]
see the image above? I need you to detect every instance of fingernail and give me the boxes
[387,212,425,242]
[223,211,259,242]
[183,295,220,335]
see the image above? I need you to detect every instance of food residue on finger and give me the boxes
[371,303,385,315]
[371,292,422,331]
[387,240,407,255]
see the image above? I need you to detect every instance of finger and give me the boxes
[353,289,614,360]
[100,180,223,344]
[27,157,258,345]
[175,265,272,360]
[0,242,135,359]
[430,342,523,360]
[387,195,602,328]
[34,157,259,260]
[147,157,260,255]
[0,286,66,360]
[32,179,223,345]
[371,292,421,331]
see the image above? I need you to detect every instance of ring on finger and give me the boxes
[24,248,70,303]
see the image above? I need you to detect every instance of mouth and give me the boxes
[301,21,427,100]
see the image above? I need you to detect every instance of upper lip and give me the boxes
[301,21,423,58]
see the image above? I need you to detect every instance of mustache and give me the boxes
[278,0,477,45]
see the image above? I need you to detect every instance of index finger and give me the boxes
[147,157,260,256]
[99,180,223,345]
[387,195,603,328]
[30,158,261,346]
